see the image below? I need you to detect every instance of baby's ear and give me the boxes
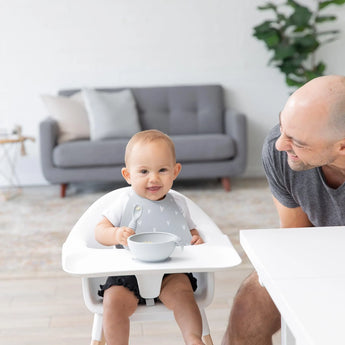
[121,167,131,184]
[173,163,182,179]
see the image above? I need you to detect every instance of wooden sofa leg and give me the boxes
[221,177,231,192]
[60,183,68,198]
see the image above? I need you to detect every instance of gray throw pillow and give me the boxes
[82,89,141,141]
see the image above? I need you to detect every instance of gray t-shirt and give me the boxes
[262,124,345,226]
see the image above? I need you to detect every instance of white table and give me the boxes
[240,226,345,345]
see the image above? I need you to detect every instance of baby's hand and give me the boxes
[190,234,204,245]
[116,226,135,246]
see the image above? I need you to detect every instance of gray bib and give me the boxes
[120,191,192,245]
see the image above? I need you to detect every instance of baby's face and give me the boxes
[122,140,181,201]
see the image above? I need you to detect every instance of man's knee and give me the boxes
[230,272,261,323]
[230,271,281,335]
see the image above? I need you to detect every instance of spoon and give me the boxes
[128,204,142,231]
[122,204,143,250]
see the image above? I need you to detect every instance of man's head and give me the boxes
[275,75,345,171]
[121,130,181,200]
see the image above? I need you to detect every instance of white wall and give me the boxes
[1,0,345,186]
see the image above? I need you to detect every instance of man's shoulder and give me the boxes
[263,124,280,150]
[262,124,283,167]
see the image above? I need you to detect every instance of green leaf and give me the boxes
[315,15,337,23]
[264,32,281,48]
[304,70,324,81]
[288,5,313,27]
[319,0,345,10]
[272,44,296,60]
[316,29,339,36]
[258,2,277,11]
[277,13,287,22]
[253,20,276,34]
[286,0,300,9]
[293,25,311,32]
[285,75,305,88]
[315,62,326,74]
[294,34,319,51]
[279,62,300,74]
[279,56,308,73]
[319,1,334,9]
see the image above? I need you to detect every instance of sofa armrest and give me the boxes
[39,117,59,177]
[224,109,247,175]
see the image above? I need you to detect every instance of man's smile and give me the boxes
[287,151,299,161]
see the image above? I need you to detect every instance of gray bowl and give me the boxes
[127,232,181,262]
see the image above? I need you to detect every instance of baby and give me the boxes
[95,129,205,345]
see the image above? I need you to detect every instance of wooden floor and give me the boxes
[0,266,282,345]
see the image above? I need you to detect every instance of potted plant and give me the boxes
[253,0,345,89]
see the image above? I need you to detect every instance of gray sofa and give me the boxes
[40,85,247,197]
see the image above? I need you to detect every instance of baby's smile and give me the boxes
[146,186,162,192]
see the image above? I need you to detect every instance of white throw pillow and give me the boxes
[82,89,141,141]
[41,92,90,143]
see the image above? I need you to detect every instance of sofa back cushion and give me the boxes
[59,85,224,135]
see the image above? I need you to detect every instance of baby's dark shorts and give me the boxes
[98,273,197,305]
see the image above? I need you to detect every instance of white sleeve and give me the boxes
[102,190,129,226]
[172,193,197,230]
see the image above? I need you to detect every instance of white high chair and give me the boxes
[62,187,241,345]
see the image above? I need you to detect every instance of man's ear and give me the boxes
[338,139,345,155]
[121,167,131,184]
[173,163,182,179]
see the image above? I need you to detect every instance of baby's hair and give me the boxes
[125,129,176,165]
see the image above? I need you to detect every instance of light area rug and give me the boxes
[0,178,279,279]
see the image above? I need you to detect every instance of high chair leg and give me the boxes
[91,338,105,345]
[100,332,106,345]
[91,313,105,345]
[200,308,213,345]
[202,334,214,345]
[91,331,105,345]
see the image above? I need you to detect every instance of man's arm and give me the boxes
[272,196,313,228]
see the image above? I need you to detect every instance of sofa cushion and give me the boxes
[82,89,141,141]
[173,134,235,163]
[59,85,224,136]
[52,134,235,168]
[41,92,90,143]
[53,139,128,168]
[131,85,224,135]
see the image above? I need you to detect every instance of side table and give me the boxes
[0,133,35,201]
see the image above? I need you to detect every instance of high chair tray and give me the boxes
[62,238,241,277]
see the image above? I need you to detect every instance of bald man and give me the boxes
[222,75,345,345]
